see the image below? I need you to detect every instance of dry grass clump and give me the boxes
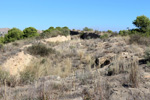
[27,43,56,57]
[0,67,9,85]
[129,34,150,46]
[0,67,18,87]
[129,61,139,88]
[107,56,130,76]
[19,57,72,84]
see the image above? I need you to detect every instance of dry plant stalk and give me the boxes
[129,61,139,88]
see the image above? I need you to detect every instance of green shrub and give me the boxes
[40,26,70,38]
[119,30,129,36]
[107,30,113,33]
[83,27,93,31]
[23,27,39,38]
[55,27,62,30]
[60,28,70,36]
[0,37,4,44]
[27,43,56,56]
[100,34,108,39]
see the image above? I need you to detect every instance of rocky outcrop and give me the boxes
[80,33,100,39]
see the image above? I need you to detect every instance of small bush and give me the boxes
[83,27,93,31]
[119,30,129,36]
[0,37,4,44]
[107,30,112,33]
[100,34,108,39]
[27,43,56,56]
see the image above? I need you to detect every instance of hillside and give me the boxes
[0,32,150,100]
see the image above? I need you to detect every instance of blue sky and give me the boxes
[0,0,150,31]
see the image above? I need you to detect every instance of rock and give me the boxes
[80,33,100,39]
[101,59,110,68]
[139,59,148,65]
[95,57,111,68]
[70,30,80,35]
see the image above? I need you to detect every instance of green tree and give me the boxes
[62,26,69,30]
[133,15,150,32]
[48,26,55,30]
[23,27,39,38]
[4,28,23,43]
[55,27,62,30]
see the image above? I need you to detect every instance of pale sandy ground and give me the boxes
[1,35,71,76]
[2,51,33,76]
[42,35,71,43]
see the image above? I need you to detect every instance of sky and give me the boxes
[0,0,150,31]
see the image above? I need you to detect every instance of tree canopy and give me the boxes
[133,15,150,32]
[23,27,39,38]
[4,28,23,43]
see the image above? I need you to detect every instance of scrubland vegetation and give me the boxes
[0,15,150,100]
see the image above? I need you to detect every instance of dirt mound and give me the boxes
[2,51,33,76]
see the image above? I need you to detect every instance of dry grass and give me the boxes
[107,55,130,75]
[129,61,139,88]
[19,57,73,84]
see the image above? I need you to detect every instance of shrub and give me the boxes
[23,27,39,38]
[27,43,56,56]
[20,65,37,84]
[0,37,4,44]
[40,26,70,38]
[4,28,24,43]
[62,26,69,30]
[83,27,93,31]
[55,27,62,30]
[60,28,70,36]
[119,30,129,36]
[48,26,55,30]
[0,43,4,51]
[144,49,150,62]
[107,30,112,33]
[100,34,108,39]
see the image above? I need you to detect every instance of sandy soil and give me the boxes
[43,35,71,43]
[2,51,33,76]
